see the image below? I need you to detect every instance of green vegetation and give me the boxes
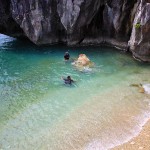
[135,23,141,29]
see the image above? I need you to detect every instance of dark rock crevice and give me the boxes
[0,0,24,37]
[86,5,105,37]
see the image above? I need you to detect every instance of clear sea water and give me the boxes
[0,34,150,150]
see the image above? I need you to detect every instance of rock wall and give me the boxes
[129,0,150,61]
[0,0,150,61]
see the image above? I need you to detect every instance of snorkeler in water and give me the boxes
[64,51,70,60]
[61,76,75,85]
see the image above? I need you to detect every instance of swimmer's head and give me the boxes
[67,76,71,79]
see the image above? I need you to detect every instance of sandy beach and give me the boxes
[113,119,150,150]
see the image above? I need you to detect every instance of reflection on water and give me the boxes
[0,34,150,150]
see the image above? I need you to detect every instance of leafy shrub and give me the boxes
[135,23,141,29]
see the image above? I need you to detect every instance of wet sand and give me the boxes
[38,84,150,150]
[113,119,150,150]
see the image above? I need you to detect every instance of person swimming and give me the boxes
[62,76,75,85]
[64,51,70,60]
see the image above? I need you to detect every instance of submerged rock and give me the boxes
[143,84,150,94]
[0,0,150,61]
[72,54,94,72]
[130,83,150,94]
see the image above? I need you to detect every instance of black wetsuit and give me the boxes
[64,53,70,60]
[63,78,74,85]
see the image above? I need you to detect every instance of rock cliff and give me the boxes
[0,0,150,61]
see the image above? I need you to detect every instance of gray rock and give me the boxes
[129,0,150,61]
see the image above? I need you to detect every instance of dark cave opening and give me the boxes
[77,4,105,44]
[86,5,105,37]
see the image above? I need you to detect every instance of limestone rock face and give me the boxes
[129,0,150,61]
[0,0,150,61]
[10,0,66,44]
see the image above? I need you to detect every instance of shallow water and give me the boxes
[0,34,150,150]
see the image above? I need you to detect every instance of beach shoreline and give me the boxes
[113,119,150,150]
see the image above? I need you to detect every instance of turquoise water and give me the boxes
[0,35,150,150]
